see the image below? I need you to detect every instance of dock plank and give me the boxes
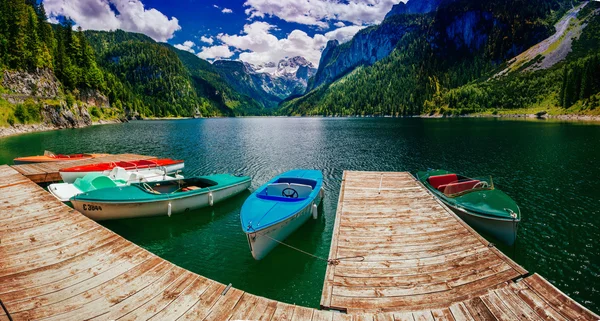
[522,274,598,321]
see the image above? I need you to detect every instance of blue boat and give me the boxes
[241,169,324,260]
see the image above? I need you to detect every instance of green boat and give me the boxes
[71,174,251,221]
[416,169,520,245]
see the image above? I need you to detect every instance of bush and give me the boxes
[89,106,101,118]
[25,99,41,122]
[13,99,42,124]
[14,104,27,123]
[66,93,75,109]
[7,114,15,126]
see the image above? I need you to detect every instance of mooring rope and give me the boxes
[0,298,14,321]
[261,234,364,265]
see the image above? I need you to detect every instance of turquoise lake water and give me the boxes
[0,117,598,312]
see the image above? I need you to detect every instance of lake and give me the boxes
[0,117,598,312]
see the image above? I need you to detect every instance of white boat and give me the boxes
[240,170,324,260]
[48,167,183,202]
[59,159,184,183]
[70,174,251,221]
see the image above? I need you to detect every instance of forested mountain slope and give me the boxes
[0,0,268,128]
[281,0,598,116]
[85,30,267,116]
[428,0,600,115]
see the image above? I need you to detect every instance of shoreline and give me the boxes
[0,119,124,139]
[2,113,599,139]
[420,113,600,122]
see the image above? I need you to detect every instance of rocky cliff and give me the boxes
[1,68,122,134]
[384,0,452,18]
[307,18,418,91]
[2,69,60,98]
[307,0,552,93]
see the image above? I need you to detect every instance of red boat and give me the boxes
[59,158,185,183]
[13,151,109,164]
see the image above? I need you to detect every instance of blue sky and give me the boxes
[42,0,403,67]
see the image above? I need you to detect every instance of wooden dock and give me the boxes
[0,165,336,321]
[0,166,598,320]
[10,154,156,183]
[321,171,599,319]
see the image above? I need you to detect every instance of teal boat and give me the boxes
[416,169,520,245]
[71,174,251,221]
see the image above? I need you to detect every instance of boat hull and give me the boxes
[447,203,519,246]
[60,162,184,183]
[14,153,108,164]
[71,180,250,220]
[246,191,322,260]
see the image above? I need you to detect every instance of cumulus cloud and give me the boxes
[197,45,235,60]
[222,8,233,13]
[215,21,364,66]
[43,0,181,42]
[324,25,364,43]
[243,0,402,28]
[200,36,214,44]
[334,21,346,27]
[174,40,196,53]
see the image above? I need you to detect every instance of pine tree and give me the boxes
[23,5,40,69]
[560,65,568,108]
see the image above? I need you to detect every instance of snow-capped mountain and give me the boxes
[212,56,317,108]
[254,56,316,79]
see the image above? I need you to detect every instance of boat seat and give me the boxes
[267,183,290,197]
[428,174,458,189]
[289,183,313,198]
[438,180,480,194]
[127,172,146,183]
[109,167,130,183]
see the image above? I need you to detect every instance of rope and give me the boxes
[260,233,364,265]
[0,298,13,321]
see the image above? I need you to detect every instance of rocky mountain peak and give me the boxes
[212,56,318,108]
[252,56,315,77]
[385,0,452,19]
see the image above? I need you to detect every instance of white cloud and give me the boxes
[243,0,402,28]
[334,21,346,27]
[200,36,214,44]
[43,0,181,42]
[174,40,196,53]
[324,25,365,43]
[222,8,233,13]
[197,45,235,60]
[213,4,220,9]
[217,21,365,67]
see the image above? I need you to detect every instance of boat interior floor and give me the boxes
[142,178,218,194]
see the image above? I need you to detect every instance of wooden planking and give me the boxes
[321,171,528,313]
[0,165,306,321]
[521,274,599,321]
[0,166,598,321]
[9,153,155,183]
[320,171,599,320]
